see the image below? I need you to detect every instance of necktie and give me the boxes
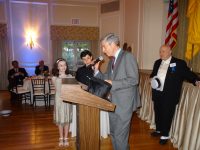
[112,57,115,70]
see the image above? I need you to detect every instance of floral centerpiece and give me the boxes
[43,71,49,77]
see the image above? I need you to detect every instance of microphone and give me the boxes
[87,56,103,68]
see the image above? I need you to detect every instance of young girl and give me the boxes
[52,58,72,147]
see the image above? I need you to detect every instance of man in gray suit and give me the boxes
[94,33,139,150]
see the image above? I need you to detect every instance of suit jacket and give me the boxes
[8,67,28,88]
[150,57,199,104]
[96,50,140,115]
[35,65,49,75]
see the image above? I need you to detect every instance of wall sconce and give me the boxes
[26,30,36,49]
[28,36,34,49]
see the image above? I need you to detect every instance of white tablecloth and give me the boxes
[22,77,53,106]
[69,105,110,138]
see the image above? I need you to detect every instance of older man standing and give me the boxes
[94,33,140,150]
[150,45,200,145]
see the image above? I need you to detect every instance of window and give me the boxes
[62,40,91,73]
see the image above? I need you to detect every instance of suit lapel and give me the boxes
[112,51,124,79]
[166,57,175,77]
[155,59,162,75]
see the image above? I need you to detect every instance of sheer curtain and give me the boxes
[0,24,10,90]
[173,0,200,73]
[50,25,99,67]
[51,39,62,64]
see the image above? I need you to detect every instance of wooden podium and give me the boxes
[61,78,115,150]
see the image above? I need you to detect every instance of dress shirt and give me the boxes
[157,56,172,91]
[113,48,121,64]
[15,68,18,73]
[111,48,121,73]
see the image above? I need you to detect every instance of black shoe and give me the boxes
[159,139,168,145]
[151,131,161,137]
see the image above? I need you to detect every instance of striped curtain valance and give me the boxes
[50,25,99,40]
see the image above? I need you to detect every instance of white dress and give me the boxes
[52,74,72,126]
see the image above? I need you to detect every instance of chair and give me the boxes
[10,79,31,104]
[47,78,55,108]
[31,78,47,108]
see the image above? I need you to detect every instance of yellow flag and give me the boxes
[185,0,200,60]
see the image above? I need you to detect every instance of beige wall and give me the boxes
[142,0,165,69]
[99,11,122,72]
[5,0,99,75]
[99,0,124,72]
[3,0,168,74]
[124,0,166,70]
[51,3,98,26]
[124,0,143,65]
[9,1,50,75]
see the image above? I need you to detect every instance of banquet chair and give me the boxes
[31,78,48,108]
[10,79,31,104]
[47,78,55,108]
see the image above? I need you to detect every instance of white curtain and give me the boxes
[0,24,10,90]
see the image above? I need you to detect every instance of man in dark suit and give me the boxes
[8,60,28,89]
[35,60,49,76]
[94,33,140,150]
[150,45,200,145]
[75,50,94,86]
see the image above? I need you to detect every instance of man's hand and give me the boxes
[105,80,112,85]
[14,72,20,76]
[19,72,24,76]
[195,81,200,87]
[93,62,100,74]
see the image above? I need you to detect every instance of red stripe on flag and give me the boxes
[165,0,178,49]
[170,41,176,49]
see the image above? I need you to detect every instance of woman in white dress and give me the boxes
[52,58,72,147]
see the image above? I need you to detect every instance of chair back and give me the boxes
[9,78,30,104]
[31,79,45,95]
[10,79,22,93]
[47,78,55,95]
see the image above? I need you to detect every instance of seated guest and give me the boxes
[35,60,49,76]
[122,42,128,51]
[127,46,132,52]
[7,60,28,89]
[75,50,94,86]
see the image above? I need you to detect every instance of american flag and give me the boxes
[165,0,178,49]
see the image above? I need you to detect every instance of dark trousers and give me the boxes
[153,93,177,136]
